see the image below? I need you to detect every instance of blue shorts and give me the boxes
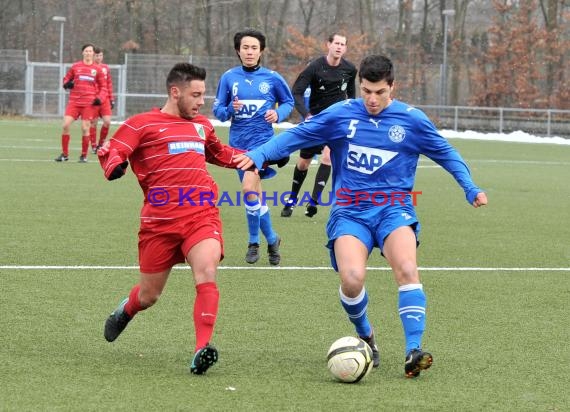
[236,166,277,182]
[325,204,420,271]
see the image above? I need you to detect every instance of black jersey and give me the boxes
[291,56,357,118]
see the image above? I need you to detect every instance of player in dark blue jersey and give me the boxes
[281,32,356,218]
[235,54,488,378]
[213,28,294,266]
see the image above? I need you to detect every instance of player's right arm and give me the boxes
[212,73,234,122]
[291,63,314,118]
[62,65,75,90]
[241,101,352,170]
[244,112,336,169]
[97,120,141,180]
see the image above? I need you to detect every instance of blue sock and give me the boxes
[259,205,278,245]
[398,284,426,354]
[244,197,261,244]
[339,286,372,338]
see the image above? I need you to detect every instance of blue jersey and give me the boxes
[212,66,294,150]
[247,98,482,217]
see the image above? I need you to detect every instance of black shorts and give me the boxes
[300,145,325,159]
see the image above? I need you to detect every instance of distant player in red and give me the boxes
[89,47,114,153]
[55,43,107,163]
[100,63,244,375]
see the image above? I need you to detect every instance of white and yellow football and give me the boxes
[326,336,374,383]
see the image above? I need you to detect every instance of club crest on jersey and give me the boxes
[346,143,398,175]
[168,141,204,155]
[388,125,406,143]
[258,82,270,94]
[235,99,266,119]
[194,123,206,140]
[91,69,97,76]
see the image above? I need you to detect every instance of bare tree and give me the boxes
[1,0,568,109]
[360,0,375,36]
[449,0,472,106]
[297,0,316,36]
[539,0,564,105]
[273,0,292,52]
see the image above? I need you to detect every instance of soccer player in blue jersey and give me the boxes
[213,28,294,265]
[235,54,488,378]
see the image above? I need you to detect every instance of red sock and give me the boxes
[98,125,109,146]
[193,282,219,351]
[62,134,70,156]
[81,136,89,156]
[89,127,96,148]
[124,284,142,317]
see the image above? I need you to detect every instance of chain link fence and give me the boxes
[0,50,27,114]
[1,49,569,137]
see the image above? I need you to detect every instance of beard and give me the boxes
[177,97,196,120]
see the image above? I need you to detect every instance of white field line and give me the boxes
[1,265,569,271]
[0,158,72,162]
[0,145,61,150]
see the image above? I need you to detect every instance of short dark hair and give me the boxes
[81,43,95,52]
[94,47,103,54]
[166,63,206,92]
[358,55,394,86]
[328,32,347,44]
[234,28,266,51]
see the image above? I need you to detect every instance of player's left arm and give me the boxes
[471,192,487,208]
[273,75,295,122]
[416,115,487,207]
[94,68,108,105]
[204,126,245,168]
[346,66,357,99]
[106,66,115,105]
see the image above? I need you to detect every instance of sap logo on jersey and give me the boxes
[346,143,398,175]
[235,100,266,119]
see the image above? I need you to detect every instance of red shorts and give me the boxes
[138,208,224,273]
[65,104,99,121]
[96,99,112,117]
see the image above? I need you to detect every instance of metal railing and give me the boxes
[416,105,570,138]
[1,88,569,138]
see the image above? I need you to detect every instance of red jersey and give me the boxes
[63,60,107,107]
[97,62,114,101]
[99,108,243,220]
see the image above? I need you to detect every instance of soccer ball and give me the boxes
[326,336,374,383]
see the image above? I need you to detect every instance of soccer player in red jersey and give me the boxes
[89,47,114,153]
[99,62,244,375]
[55,43,107,163]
